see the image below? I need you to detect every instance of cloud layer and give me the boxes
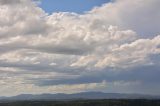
[0,0,160,96]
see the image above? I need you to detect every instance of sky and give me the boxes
[0,0,160,96]
[39,0,110,14]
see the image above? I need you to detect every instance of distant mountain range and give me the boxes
[0,92,160,101]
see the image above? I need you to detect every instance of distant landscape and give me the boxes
[0,92,160,106]
[0,92,160,101]
[0,99,160,106]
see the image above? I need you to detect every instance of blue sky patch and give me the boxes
[39,0,110,14]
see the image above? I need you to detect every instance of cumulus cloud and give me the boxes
[87,0,160,36]
[0,0,160,96]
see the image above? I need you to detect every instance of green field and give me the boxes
[0,99,160,106]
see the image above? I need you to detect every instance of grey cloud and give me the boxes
[0,0,22,5]
[34,65,160,90]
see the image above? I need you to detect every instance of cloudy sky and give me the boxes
[0,0,160,96]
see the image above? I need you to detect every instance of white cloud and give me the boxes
[87,0,160,36]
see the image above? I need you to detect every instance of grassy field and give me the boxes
[0,99,160,106]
